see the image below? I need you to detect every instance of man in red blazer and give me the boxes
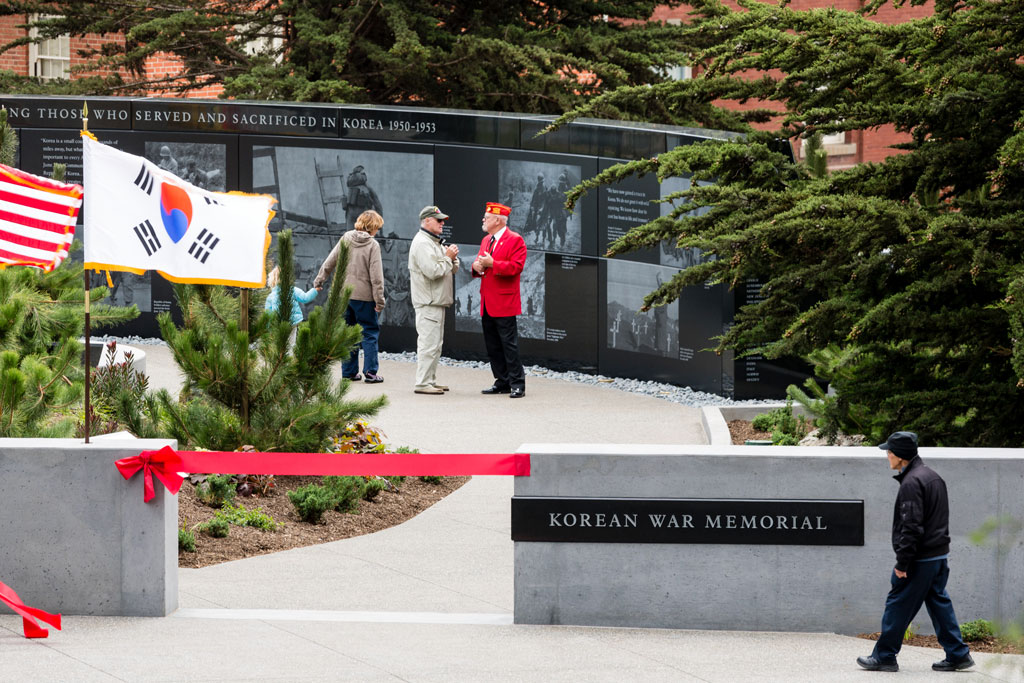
[472,202,527,398]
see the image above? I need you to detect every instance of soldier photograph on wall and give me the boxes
[659,175,713,269]
[453,247,546,339]
[498,160,582,254]
[251,145,432,311]
[92,271,152,314]
[606,260,680,359]
[377,238,415,329]
[144,141,226,192]
[252,145,432,240]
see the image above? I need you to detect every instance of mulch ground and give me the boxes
[728,419,774,445]
[858,631,1023,655]
[178,475,469,568]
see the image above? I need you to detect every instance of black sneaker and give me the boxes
[932,654,974,671]
[363,373,383,383]
[856,655,899,672]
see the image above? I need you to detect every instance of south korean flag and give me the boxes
[82,133,275,287]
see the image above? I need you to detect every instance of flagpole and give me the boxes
[82,102,91,444]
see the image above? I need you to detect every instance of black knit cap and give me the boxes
[878,431,919,459]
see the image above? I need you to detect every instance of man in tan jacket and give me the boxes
[409,205,459,394]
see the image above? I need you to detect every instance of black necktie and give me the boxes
[487,235,496,253]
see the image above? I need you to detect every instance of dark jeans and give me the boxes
[342,300,380,377]
[481,310,524,390]
[872,559,969,663]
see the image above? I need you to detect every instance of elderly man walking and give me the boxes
[408,205,459,395]
[857,431,974,673]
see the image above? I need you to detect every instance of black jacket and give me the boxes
[891,456,951,571]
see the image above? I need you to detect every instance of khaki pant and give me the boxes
[414,304,445,389]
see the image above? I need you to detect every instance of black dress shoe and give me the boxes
[856,656,898,672]
[932,654,974,671]
[481,385,511,395]
[509,387,525,398]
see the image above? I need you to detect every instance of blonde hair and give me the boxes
[355,210,384,234]
[266,265,280,288]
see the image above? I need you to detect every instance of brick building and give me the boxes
[0,14,223,98]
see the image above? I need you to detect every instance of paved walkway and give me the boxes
[1,347,1021,682]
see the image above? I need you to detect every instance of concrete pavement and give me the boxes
[1,346,1021,681]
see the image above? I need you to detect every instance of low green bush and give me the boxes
[199,517,230,538]
[323,475,363,512]
[419,475,443,485]
[752,399,813,445]
[288,484,334,523]
[196,473,236,507]
[218,503,278,531]
[362,477,387,501]
[178,526,196,552]
[960,619,995,642]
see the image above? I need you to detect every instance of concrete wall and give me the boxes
[514,444,1024,635]
[0,437,178,616]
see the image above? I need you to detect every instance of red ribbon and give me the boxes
[115,446,185,502]
[118,447,530,502]
[0,579,61,639]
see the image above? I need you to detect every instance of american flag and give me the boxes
[0,163,84,271]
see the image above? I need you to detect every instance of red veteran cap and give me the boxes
[485,202,511,217]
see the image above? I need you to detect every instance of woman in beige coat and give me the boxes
[314,210,386,382]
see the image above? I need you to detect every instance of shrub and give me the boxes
[960,619,995,642]
[91,341,148,412]
[288,484,334,523]
[178,526,196,552]
[419,475,443,485]
[199,516,230,538]
[323,475,364,512]
[195,473,236,507]
[218,503,278,531]
[751,399,813,445]
[362,477,387,501]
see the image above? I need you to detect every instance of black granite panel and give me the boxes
[520,118,571,154]
[337,107,519,147]
[0,96,131,130]
[132,100,337,137]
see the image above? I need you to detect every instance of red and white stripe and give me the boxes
[0,163,84,271]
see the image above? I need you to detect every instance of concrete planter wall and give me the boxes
[514,443,1024,634]
[0,437,177,616]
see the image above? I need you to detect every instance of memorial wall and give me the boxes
[0,95,804,399]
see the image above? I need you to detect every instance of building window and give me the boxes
[821,131,845,146]
[28,15,70,80]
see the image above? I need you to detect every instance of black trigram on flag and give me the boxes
[133,219,162,256]
[133,164,155,195]
[188,228,220,264]
[203,196,222,206]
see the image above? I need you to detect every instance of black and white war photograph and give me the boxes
[377,238,415,329]
[606,260,680,359]
[144,141,227,192]
[453,245,546,339]
[498,159,582,254]
[93,271,152,313]
[252,144,433,296]
[658,175,712,269]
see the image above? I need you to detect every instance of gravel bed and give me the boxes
[100,335,777,408]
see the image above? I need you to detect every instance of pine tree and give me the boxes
[561,0,1024,446]
[0,1,689,115]
[148,229,385,452]
[0,109,136,436]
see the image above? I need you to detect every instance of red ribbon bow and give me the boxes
[114,445,185,503]
[0,579,61,638]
